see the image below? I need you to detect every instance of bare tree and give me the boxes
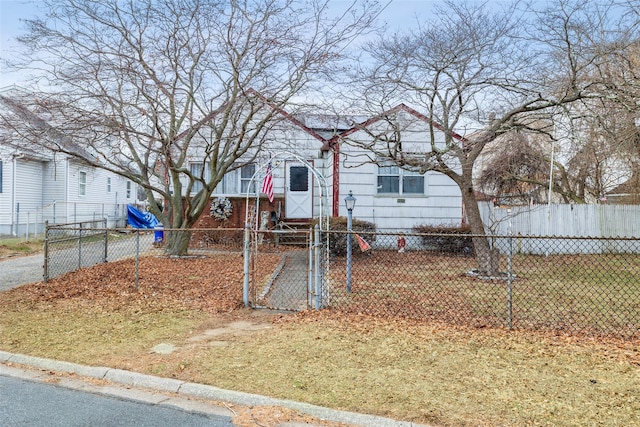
[479,34,640,205]
[0,0,380,255]
[342,0,633,274]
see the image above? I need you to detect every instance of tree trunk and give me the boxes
[164,229,192,256]
[461,189,501,276]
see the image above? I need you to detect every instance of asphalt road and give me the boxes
[0,252,43,291]
[0,374,235,427]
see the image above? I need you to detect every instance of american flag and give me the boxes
[261,163,274,203]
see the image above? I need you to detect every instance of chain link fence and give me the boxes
[44,221,158,281]
[43,224,640,338]
[323,231,640,339]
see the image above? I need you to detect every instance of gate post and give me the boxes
[243,226,251,307]
[103,218,108,263]
[43,220,49,283]
[314,225,321,309]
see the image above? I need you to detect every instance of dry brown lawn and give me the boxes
[0,253,639,427]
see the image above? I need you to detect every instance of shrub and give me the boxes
[412,224,474,255]
[315,217,376,256]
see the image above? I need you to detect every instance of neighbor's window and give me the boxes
[107,177,112,193]
[377,162,424,195]
[0,161,3,193]
[126,181,132,198]
[79,171,87,196]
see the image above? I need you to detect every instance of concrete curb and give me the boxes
[0,351,430,427]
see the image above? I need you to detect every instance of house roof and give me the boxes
[0,90,95,162]
[321,103,477,151]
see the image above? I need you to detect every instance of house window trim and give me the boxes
[79,170,87,197]
[376,161,426,196]
[107,177,112,194]
[189,161,256,196]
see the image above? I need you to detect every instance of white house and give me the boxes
[0,136,137,237]
[1,88,466,236]
[187,101,466,233]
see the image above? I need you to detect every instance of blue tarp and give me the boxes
[127,205,160,229]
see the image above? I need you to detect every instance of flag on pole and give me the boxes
[355,234,371,252]
[261,163,274,203]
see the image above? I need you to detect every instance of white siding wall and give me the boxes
[0,158,14,234]
[337,126,463,232]
[0,158,45,235]
[43,159,67,206]
[63,160,134,223]
[14,158,45,216]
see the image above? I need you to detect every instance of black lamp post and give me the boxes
[344,190,356,293]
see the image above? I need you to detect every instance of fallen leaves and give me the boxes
[2,253,283,315]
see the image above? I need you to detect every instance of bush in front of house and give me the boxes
[412,223,474,255]
[317,216,376,256]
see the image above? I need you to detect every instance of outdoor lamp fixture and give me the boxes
[345,190,356,293]
[344,190,356,212]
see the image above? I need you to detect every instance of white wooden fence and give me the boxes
[479,202,640,238]
[479,202,640,254]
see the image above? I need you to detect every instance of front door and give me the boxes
[285,161,313,219]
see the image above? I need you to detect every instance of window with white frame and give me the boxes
[240,163,256,194]
[126,181,132,198]
[79,171,87,196]
[377,162,424,195]
[189,162,210,194]
[190,162,256,195]
[107,177,112,193]
[0,161,3,193]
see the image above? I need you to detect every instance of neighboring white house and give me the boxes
[0,142,137,237]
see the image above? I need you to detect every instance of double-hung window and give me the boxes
[189,162,210,194]
[79,171,87,196]
[377,162,424,195]
[240,163,256,194]
[0,161,3,193]
[190,161,256,195]
[107,177,112,193]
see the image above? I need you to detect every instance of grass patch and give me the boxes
[1,252,639,426]
[0,301,205,366]
[0,237,44,258]
[327,251,640,337]
[0,304,638,427]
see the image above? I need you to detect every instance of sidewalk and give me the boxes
[0,351,431,427]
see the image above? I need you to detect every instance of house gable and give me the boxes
[323,104,465,230]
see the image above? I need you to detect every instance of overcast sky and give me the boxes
[0,0,452,86]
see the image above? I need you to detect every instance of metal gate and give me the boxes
[246,226,327,311]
